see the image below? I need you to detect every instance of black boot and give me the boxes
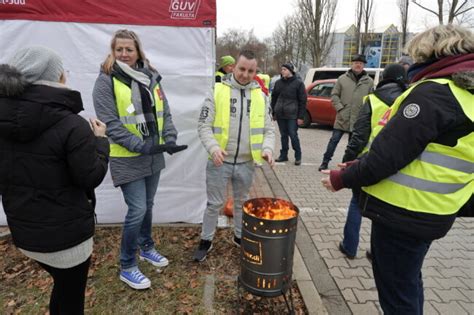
[318,161,328,171]
[275,150,288,162]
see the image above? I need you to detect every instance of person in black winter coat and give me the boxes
[322,25,474,314]
[338,64,408,261]
[271,63,307,165]
[0,46,109,315]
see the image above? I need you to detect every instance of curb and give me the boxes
[259,165,335,315]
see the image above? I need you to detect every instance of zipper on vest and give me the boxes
[234,89,245,164]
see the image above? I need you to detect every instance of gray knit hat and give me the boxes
[8,46,64,83]
[398,55,413,67]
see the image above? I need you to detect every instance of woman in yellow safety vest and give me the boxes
[93,29,186,290]
[321,24,474,314]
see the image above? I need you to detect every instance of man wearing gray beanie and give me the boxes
[8,46,64,83]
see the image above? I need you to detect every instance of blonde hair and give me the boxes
[407,24,474,63]
[101,29,155,74]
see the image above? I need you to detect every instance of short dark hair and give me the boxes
[238,50,256,60]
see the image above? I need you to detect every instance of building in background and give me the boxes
[325,24,413,68]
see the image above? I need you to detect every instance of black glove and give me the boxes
[139,139,167,155]
[140,140,188,155]
[165,143,188,155]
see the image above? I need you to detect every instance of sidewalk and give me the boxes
[264,125,474,315]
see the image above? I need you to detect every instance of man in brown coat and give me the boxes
[318,54,373,171]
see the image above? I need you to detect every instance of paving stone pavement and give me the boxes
[265,125,474,315]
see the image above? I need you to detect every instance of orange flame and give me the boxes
[243,199,297,220]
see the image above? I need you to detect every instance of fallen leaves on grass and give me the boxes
[0,226,308,314]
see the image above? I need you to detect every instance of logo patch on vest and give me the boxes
[403,104,420,119]
[378,108,391,126]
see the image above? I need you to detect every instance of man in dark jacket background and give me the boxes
[271,62,307,165]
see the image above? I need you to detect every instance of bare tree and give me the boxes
[296,0,338,67]
[448,0,474,23]
[455,5,474,26]
[398,0,410,48]
[361,0,375,53]
[355,0,364,54]
[412,0,474,24]
[216,28,270,72]
[293,14,311,67]
[271,17,300,72]
[216,28,249,58]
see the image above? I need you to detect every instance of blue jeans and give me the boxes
[341,192,361,257]
[322,129,348,163]
[277,119,301,160]
[119,172,161,270]
[371,222,431,314]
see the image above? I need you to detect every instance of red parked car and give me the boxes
[300,79,337,127]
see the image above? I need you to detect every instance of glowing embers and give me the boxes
[257,277,278,289]
[243,198,297,220]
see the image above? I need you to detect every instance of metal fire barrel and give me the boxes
[239,197,299,297]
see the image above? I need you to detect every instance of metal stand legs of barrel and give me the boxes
[237,276,295,314]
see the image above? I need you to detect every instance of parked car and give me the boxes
[300,79,337,128]
[303,67,383,87]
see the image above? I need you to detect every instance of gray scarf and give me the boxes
[115,60,154,136]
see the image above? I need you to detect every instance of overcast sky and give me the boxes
[216,0,442,39]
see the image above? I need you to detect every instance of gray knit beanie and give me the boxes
[8,46,64,83]
[398,55,413,67]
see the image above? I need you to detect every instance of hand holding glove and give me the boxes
[140,139,188,155]
[139,138,166,155]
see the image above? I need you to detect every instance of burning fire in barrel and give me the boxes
[239,197,299,297]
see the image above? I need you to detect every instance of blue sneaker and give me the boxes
[120,269,151,290]
[139,249,169,267]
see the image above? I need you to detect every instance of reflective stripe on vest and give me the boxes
[213,83,266,163]
[362,78,474,215]
[110,78,164,157]
[360,94,389,156]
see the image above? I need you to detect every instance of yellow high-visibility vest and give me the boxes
[213,83,266,163]
[110,78,164,157]
[362,78,474,215]
[215,70,225,81]
[359,94,390,156]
